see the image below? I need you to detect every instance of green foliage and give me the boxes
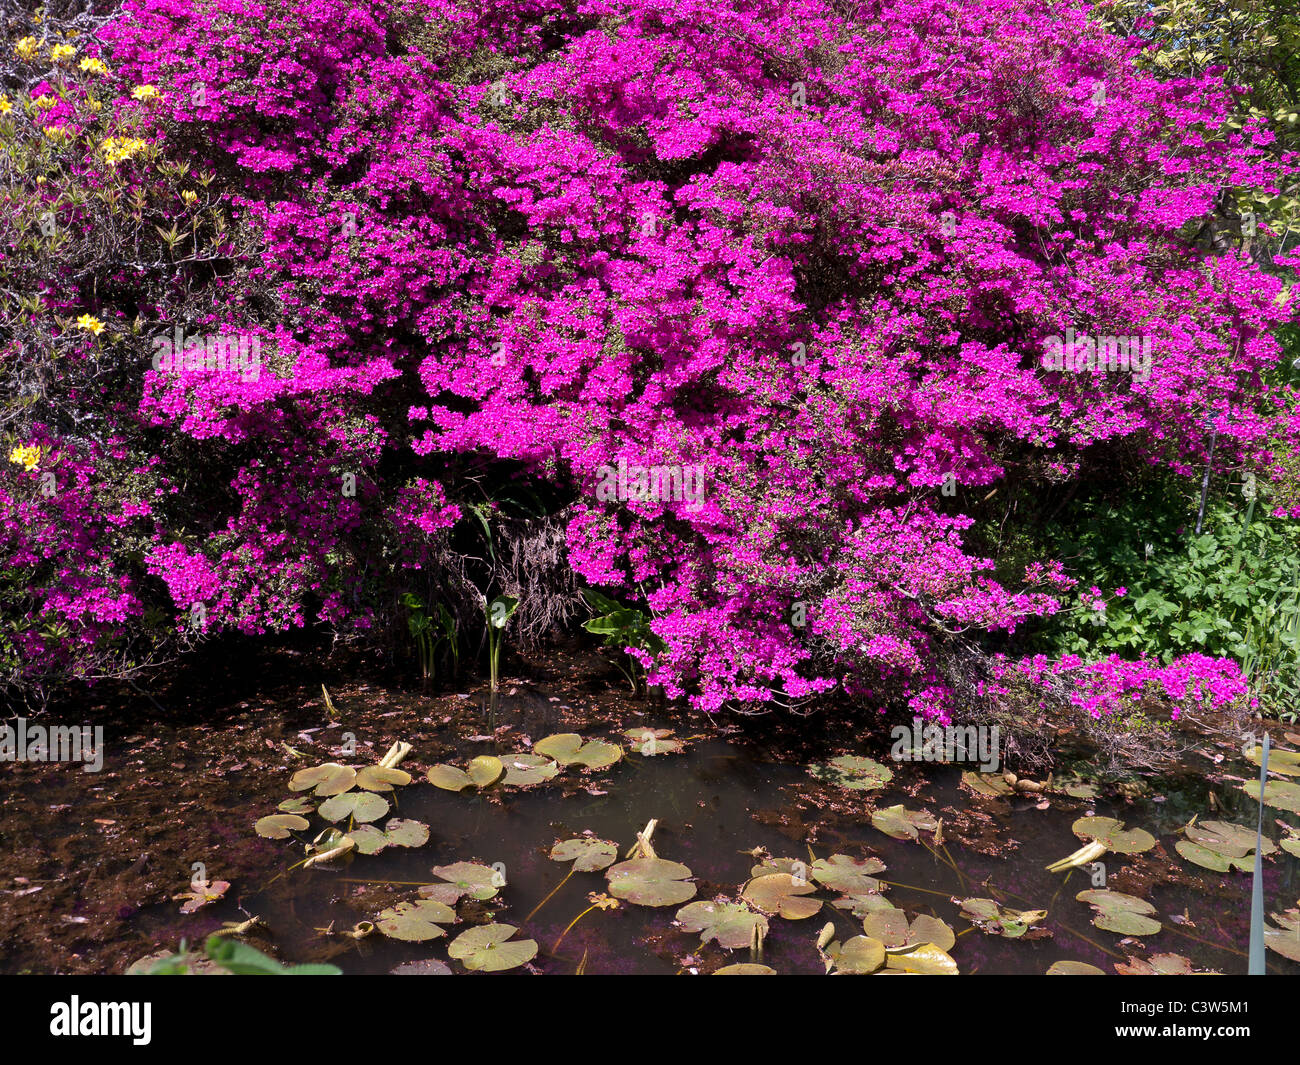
[141,935,341,975]
[581,588,664,692]
[402,593,457,681]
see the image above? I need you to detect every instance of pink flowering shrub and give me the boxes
[4,0,1296,718]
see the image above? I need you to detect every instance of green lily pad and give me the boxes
[831,891,896,917]
[1061,781,1099,800]
[348,824,389,855]
[448,923,537,972]
[429,862,502,901]
[426,764,475,791]
[810,754,893,791]
[957,897,1049,939]
[714,963,777,974]
[383,818,430,848]
[255,813,310,839]
[1175,820,1274,872]
[749,856,810,881]
[277,796,315,814]
[288,763,356,796]
[501,753,560,786]
[962,771,1014,798]
[533,733,623,770]
[467,755,503,787]
[1046,960,1106,975]
[810,854,886,894]
[861,909,956,952]
[1241,779,1300,814]
[1245,744,1300,778]
[624,728,683,756]
[318,790,390,823]
[1071,816,1156,854]
[1264,906,1300,962]
[606,858,696,907]
[355,765,412,791]
[824,935,886,974]
[549,837,619,872]
[871,804,939,841]
[1115,953,1220,975]
[676,900,769,949]
[741,873,821,919]
[1076,889,1161,936]
[1281,825,1300,859]
[304,827,354,866]
[884,942,958,974]
[375,899,456,941]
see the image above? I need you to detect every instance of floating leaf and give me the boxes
[349,824,389,855]
[962,771,1013,798]
[1061,781,1099,800]
[810,854,885,895]
[871,804,938,841]
[1071,816,1156,854]
[382,818,429,848]
[318,790,389,823]
[1176,820,1274,872]
[884,942,958,974]
[533,733,623,770]
[375,899,456,941]
[303,827,355,867]
[288,763,356,796]
[1047,960,1106,975]
[714,963,777,975]
[390,958,453,975]
[429,862,503,901]
[1115,953,1219,975]
[1281,825,1300,859]
[1264,905,1300,962]
[549,837,619,872]
[175,879,230,914]
[426,764,474,791]
[957,897,1050,939]
[861,909,955,952]
[467,755,503,787]
[741,873,821,919]
[676,900,769,949]
[606,857,696,907]
[448,923,537,972]
[831,891,896,918]
[1245,744,1300,778]
[624,728,683,755]
[1241,779,1300,814]
[501,753,560,786]
[824,935,886,974]
[1076,889,1161,936]
[809,754,893,791]
[255,813,309,839]
[355,765,412,791]
[277,796,315,815]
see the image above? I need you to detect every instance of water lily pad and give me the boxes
[624,728,683,755]
[448,923,537,972]
[375,899,456,941]
[501,753,560,786]
[429,862,502,901]
[824,935,886,974]
[255,813,309,839]
[810,854,886,894]
[962,771,1013,798]
[676,900,769,949]
[714,963,777,974]
[355,765,412,791]
[1281,825,1300,859]
[606,858,696,907]
[1264,905,1300,962]
[1245,744,1300,778]
[741,873,821,919]
[176,879,230,914]
[289,762,356,796]
[862,909,955,952]
[390,958,453,975]
[533,733,623,770]
[1175,820,1274,872]
[383,818,430,848]
[549,837,619,872]
[1061,781,1099,800]
[1115,953,1219,975]
[348,824,389,854]
[810,754,893,791]
[467,755,503,787]
[1071,816,1156,854]
[871,804,939,841]
[832,891,896,917]
[277,796,315,814]
[318,790,389,823]
[957,897,1049,939]
[1046,960,1105,975]
[749,856,809,880]
[1241,778,1300,814]
[303,827,355,866]
[426,764,475,791]
[884,943,958,974]
[1076,889,1161,936]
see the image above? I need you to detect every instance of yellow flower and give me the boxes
[83,96,103,114]
[181,190,198,206]
[51,44,75,62]
[33,94,58,111]
[79,57,108,75]
[9,445,42,471]
[100,136,148,164]
[131,84,159,102]
[0,97,11,115]
[76,313,105,335]
[42,125,70,144]
[15,37,39,61]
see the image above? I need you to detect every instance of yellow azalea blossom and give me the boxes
[0,96,11,115]
[181,190,198,206]
[131,84,158,102]
[75,314,105,335]
[42,125,69,144]
[79,57,107,75]
[8,445,42,471]
[15,37,39,61]
[100,136,148,164]
[83,96,103,114]
[33,94,57,110]
[51,44,75,62]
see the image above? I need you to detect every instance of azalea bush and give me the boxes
[4,0,1298,720]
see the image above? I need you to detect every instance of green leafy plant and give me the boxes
[140,935,341,975]
[580,588,664,693]
[402,593,457,682]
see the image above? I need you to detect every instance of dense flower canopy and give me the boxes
[3,0,1295,715]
